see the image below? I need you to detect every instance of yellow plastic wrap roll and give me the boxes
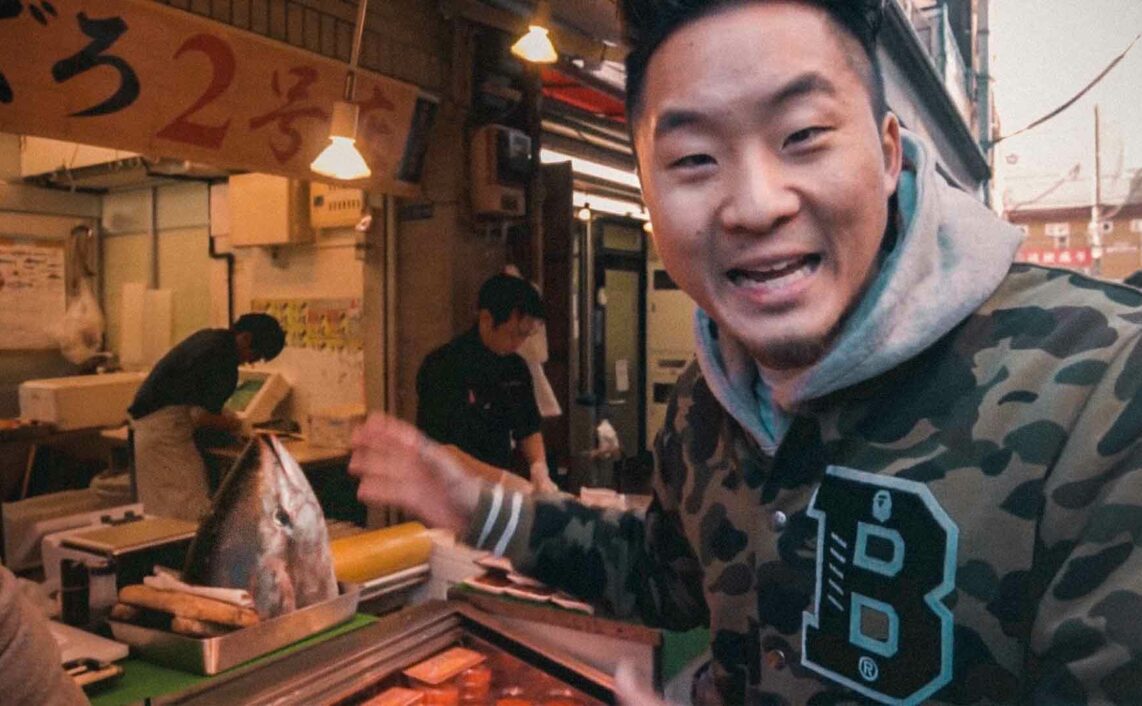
[330,522,433,584]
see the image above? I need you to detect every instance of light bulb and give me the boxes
[310,101,371,180]
[511,25,558,64]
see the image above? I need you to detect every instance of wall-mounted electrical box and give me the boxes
[310,182,367,230]
[471,124,531,217]
[228,173,314,246]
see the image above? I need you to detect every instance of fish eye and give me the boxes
[274,508,292,528]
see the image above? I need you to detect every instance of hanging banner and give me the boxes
[0,0,435,196]
[1015,246,1092,269]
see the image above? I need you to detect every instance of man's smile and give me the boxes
[727,253,823,292]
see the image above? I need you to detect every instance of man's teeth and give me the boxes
[754,257,800,273]
[730,256,817,289]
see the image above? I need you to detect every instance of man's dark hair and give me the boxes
[1125,271,1142,289]
[233,313,286,361]
[620,0,888,126]
[478,274,546,325]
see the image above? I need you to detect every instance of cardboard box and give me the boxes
[308,403,366,449]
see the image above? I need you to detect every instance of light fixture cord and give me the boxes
[344,0,370,101]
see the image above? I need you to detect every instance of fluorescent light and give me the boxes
[310,101,371,180]
[512,25,557,63]
[572,190,647,220]
[541,149,640,190]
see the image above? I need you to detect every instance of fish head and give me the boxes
[254,434,339,613]
[183,434,338,619]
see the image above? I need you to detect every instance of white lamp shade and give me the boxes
[310,137,372,180]
[311,100,371,180]
[511,25,558,64]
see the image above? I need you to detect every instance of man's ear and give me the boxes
[880,111,903,193]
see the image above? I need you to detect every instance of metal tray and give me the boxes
[109,583,360,675]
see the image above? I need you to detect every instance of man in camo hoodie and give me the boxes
[351,1,1142,703]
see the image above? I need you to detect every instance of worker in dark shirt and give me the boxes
[416,274,557,493]
[128,313,285,521]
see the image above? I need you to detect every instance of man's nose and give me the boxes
[718,149,799,234]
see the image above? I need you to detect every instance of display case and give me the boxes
[150,601,614,705]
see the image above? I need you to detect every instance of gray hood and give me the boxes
[693,130,1024,453]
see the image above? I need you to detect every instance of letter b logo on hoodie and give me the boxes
[801,466,958,706]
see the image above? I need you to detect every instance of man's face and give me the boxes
[479,310,541,356]
[235,332,260,364]
[634,0,902,369]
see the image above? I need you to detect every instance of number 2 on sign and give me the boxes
[155,33,235,149]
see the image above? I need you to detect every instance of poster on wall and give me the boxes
[0,239,67,350]
[251,297,363,353]
[0,0,434,197]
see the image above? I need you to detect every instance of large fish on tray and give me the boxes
[182,434,339,619]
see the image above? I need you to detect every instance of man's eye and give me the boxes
[668,154,715,169]
[784,127,828,148]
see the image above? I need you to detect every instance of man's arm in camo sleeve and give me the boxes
[1027,331,1142,704]
[462,426,708,630]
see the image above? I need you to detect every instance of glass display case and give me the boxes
[151,601,614,705]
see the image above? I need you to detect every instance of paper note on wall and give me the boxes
[142,289,173,366]
[119,282,146,369]
[0,238,66,350]
[615,359,630,393]
[120,284,172,370]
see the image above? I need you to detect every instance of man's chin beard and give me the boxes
[750,337,830,371]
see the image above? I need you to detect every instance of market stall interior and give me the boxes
[0,0,718,701]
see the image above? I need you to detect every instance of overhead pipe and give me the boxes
[206,183,235,325]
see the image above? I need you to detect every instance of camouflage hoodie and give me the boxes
[464,133,1142,705]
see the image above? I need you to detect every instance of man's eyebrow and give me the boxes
[768,71,838,109]
[652,109,706,141]
[650,71,839,142]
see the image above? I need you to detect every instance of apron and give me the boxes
[130,405,211,522]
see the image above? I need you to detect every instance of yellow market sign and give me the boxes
[0,0,434,196]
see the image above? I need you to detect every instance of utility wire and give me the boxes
[992,31,1141,146]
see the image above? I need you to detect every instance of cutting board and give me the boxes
[50,621,129,664]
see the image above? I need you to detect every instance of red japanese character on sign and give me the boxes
[357,84,395,154]
[156,34,236,149]
[248,67,328,163]
[1075,250,1088,264]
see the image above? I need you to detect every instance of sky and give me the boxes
[990,0,1142,211]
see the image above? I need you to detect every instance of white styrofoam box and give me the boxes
[307,403,366,448]
[1,489,136,571]
[18,371,147,430]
